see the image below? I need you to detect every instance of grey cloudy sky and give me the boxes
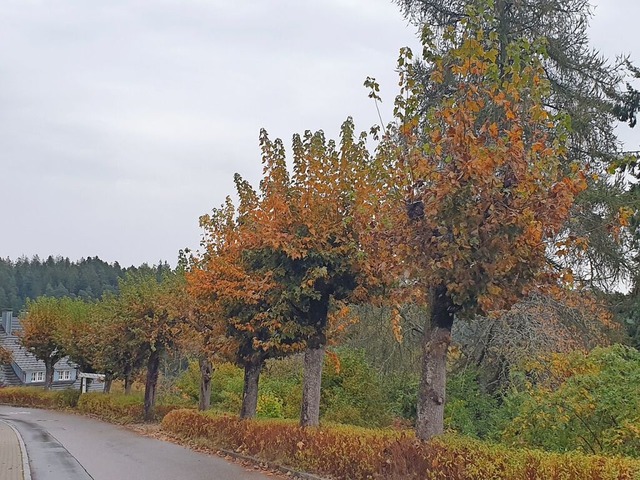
[2,1,639,267]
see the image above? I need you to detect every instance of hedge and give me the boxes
[161,409,640,480]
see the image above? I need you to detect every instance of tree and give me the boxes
[192,122,371,424]
[91,296,149,394]
[367,5,584,440]
[19,297,73,389]
[191,195,304,419]
[394,0,639,289]
[113,270,186,420]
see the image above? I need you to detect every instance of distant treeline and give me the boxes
[0,256,170,313]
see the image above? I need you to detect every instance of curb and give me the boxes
[2,420,32,480]
[216,448,326,480]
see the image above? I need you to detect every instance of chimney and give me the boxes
[2,310,12,335]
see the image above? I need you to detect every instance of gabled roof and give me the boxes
[0,317,77,372]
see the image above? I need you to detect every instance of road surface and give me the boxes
[0,405,273,480]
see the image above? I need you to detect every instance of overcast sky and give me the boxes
[2,1,639,268]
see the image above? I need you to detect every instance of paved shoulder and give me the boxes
[0,419,27,480]
[0,405,272,480]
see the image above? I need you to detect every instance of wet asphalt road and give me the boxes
[0,405,273,480]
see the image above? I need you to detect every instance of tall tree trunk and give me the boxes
[143,349,161,421]
[300,341,325,427]
[44,358,54,391]
[240,360,262,419]
[416,285,456,441]
[103,373,113,394]
[300,296,330,427]
[198,356,213,411]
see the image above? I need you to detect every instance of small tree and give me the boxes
[113,270,185,420]
[191,196,304,419]
[20,297,74,389]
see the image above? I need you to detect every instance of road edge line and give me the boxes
[3,420,32,480]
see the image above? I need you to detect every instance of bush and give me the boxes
[321,349,393,427]
[162,409,640,480]
[77,392,182,423]
[444,367,503,439]
[0,387,62,408]
[504,345,640,457]
[57,388,82,408]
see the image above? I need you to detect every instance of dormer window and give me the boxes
[30,371,44,382]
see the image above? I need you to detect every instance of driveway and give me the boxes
[0,405,273,480]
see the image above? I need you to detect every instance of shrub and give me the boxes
[504,345,640,457]
[162,409,640,480]
[77,392,182,423]
[321,349,393,428]
[0,387,62,408]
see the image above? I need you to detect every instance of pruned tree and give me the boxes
[366,3,585,440]
[190,195,303,419]
[20,297,75,389]
[191,120,372,424]
[90,294,149,394]
[112,270,186,420]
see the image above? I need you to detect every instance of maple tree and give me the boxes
[180,249,230,411]
[364,6,586,440]
[188,196,290,419]
[191,122,371,424]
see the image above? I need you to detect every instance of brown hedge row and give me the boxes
[0,388,180,423]
[161,409,640,480]
[77,392,181,423]
[0,387,80,409]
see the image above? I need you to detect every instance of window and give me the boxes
[58,370,71,381]
[30,371,44,382]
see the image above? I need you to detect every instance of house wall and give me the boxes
[23,367,77,384]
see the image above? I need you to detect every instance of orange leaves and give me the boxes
[365,19,584,319]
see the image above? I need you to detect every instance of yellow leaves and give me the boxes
[618,206,634,227]
[391,308,403,343]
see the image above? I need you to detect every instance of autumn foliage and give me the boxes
[188,120,373,423]
[162,409,640,480]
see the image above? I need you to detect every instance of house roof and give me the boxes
[0,316,77,372]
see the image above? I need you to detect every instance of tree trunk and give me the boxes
[300,343,325,427]
[143,349,161,422]
[300,295,330,428]
[103,373,113,394]
[240,361,262,419]
[124,376,133,395]
[198,356,213,411]
[416,285,456,441]
[44,358,54,391]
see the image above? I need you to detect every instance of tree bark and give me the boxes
[103,373,113,394]
[300,295,330,428]
[44,358,54,391]
[300,343,325,427]
[143,349,161,421]
[198,356,213,411]
[240,361,262,419]
[416,285,456,441]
